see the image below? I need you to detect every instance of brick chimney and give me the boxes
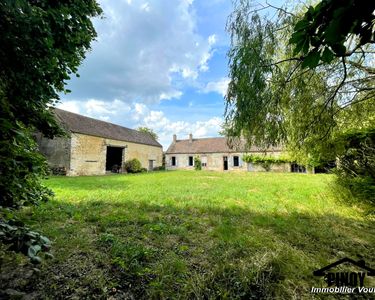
[173,134,177,143]
[189,133,193,143]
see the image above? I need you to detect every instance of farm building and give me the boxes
[165,134,305,172]
[36,108,163,176]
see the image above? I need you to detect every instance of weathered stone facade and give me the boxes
[36,108,163,176]
[36,134,71,172]
[37,133,163,176]
[69,133,162,176]
[165,152,290,172]
[165,135,291,172]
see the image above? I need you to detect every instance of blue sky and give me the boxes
[59,0,289,148]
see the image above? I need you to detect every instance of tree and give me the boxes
[0,1,101,258]
[137,127,159,141]
[224,0,375,166]
[290,1,375,68]
[0,0,101,208]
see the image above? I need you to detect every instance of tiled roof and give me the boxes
[165,137,282,154]
[53,108,162,147]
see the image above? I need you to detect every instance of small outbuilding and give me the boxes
[36,108,163,176]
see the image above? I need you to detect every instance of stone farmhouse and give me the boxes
[36,108,163,176]
[165,134,293,172]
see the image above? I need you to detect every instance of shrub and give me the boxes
[242,154,290,171]
[153,166,166,171]
[335,128,375,206]
[194,157,202,170]
[0,209,53,264]
[260,161,271,172]
[124,159,142,173]
[242,154,290,164]
[0,1,102,260]
[50,167,67,176]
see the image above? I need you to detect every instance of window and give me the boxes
[233,156,239,167]
[201,156,207,167]
[171,156,176,166]
[188,156,193,166]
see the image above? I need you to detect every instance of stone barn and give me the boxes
[36,108,163,176]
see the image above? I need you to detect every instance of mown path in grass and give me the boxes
[1,171,374,299]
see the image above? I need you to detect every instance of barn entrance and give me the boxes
[106,146,124,172]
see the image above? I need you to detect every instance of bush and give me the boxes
[0,209,53,264]
[153,166,166,171]
[50,166,67,176]
[335,128,375,206]
[242,154,289,164]
[194,157,202,170]
[260,161,271,172]
[124,158,142,173]
[243,154,289,171]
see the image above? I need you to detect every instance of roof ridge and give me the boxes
[176,136,226,142]
[52,107,162,147]
[53,107,141,134]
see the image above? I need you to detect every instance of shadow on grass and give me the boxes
[2,197,373,300]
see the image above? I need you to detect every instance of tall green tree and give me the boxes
[0,0,102,208]
[137,127,159,141]
[225,0,375,166]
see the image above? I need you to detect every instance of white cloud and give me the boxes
[131,102,223,147]
[208,34,217,46]
[181,67,198,79]
[57,99,222,149]
[57,99,131,119]
[57,101,81,114]
[140,2,150,12]
[159,90,183,101]
[63,0,217,103]
[202,77,229,97]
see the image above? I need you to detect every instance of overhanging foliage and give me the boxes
[225,0,375,168]
[0,0,102,260]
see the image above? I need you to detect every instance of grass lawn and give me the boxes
[2,171,374,299]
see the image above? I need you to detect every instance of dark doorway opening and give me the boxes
[314,161,336,174]
[106,146,124,172]
[223,156,228,170]
[291,163,306,173]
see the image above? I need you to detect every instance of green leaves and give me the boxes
[289,1,375,69]
[194,157,202,171]
[0,3,102,266]
[28,245,41,259]
[124,159,142,173]
[321,48,334,63]
[0,213,53,263]
[242,154,289,164]
[301,50,321,69]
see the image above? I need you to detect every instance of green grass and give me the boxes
[5,171,375,299]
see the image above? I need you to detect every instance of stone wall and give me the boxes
[166,152,286,172]
[35,133,71,173]
[247,162,291,172]
[69,133,106,176]
[37,132,163,176]
[69,133,163,176]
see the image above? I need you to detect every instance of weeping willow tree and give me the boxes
[224,0,375,166]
